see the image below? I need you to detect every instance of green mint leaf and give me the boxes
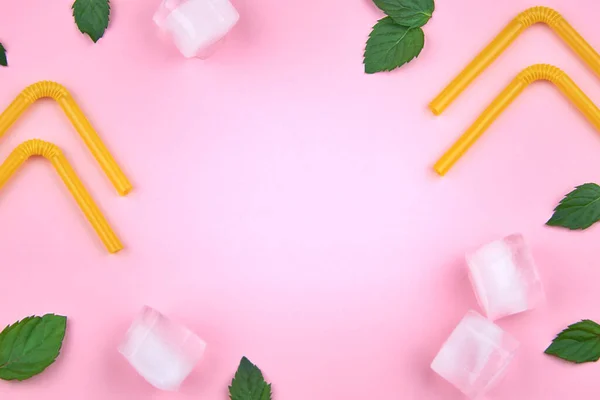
[0,43,7,67]
[364,17,424,74]
[229,357,272,400]
[0,314,67,381]
[547,183,600,230]
[373,0,435,28]
[545,320,600,364]
[72,0,111,43]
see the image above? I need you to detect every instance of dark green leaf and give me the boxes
[364,17,424,74]
[0,43,7,67]
[373,0,435,28]
[72,0,110,43]
[547,183,600,230]
[545,320,600,364]
[229,357,272,400]
[0,314,67,381]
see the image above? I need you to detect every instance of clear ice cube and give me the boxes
[431,310,519,399]
[467,234,545,321]
[119,306,206,391]
[154,0,240,58]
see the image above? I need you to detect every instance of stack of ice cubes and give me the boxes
[431,234,545,399]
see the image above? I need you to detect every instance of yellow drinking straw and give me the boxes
[434,64,600,176]
[430,7,600,115]
[0,139,123,253]
[0,81,132,196]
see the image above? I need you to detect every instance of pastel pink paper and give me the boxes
[0,0,600,399]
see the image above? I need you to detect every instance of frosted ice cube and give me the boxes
[154,0,240,58]
[119,306,206,391]
[431,310,519,399]
[467,234,545,321]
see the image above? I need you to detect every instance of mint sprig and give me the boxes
[229,357,272,400]
[373,0,434,28]
[364,0,434,73]
[0,43,7,67]
[364,18,424,74]
[0,314,67,381]
[545,320,600,364]
[547,183,600,230]
[72,0,111,43]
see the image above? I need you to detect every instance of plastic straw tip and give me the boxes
[429,103,443,116]
[107,239,124,254]
[117,182,133,196]
[109,245,124,254]
[433,163,448,176]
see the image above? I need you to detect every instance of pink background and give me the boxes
[0,0,599,398]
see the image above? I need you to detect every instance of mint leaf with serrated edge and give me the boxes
[373,0,435,28]
[72,0,110,43]
[229,357,272,400]
[364,17,424,74]
[545,320,600,364]
[547,183,600,230]
[0,43,7,67]
[0,314,67,381]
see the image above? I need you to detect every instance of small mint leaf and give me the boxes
[0,43,7,67]
[545,320,600,364]
[72,0,110,43]
[547,183,600,230]
[364,17,424,74]
[229,357,272,400]
[373,0,435,28]
[0,314,67,381]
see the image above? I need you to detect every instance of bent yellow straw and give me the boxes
[0,81,132,195]
[435,64,600,176]
[0,139,123,253]
[430,7,600,115]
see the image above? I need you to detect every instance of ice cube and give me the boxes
[119,306,206,391]
[154,0,240,58]
[431,310,519,399]
[467,234,545,321]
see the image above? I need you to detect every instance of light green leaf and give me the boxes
[373,0,435,28]
[547,183,600,230]
[545,320,600,364]
[0,314,67,381]
[229,357,272,400]
[364,17,425,74]
[72,0,111,43]
[0,43,7,67]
